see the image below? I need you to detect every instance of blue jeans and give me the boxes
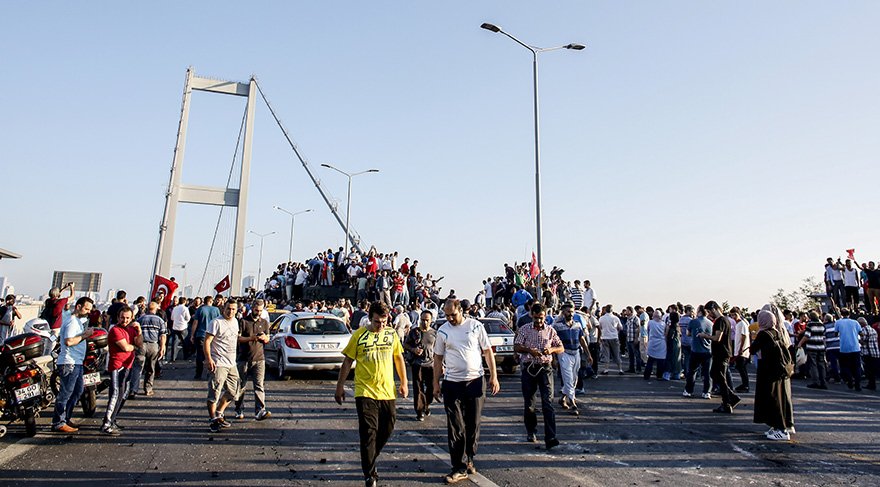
[627,341,643,371]
[685,352,712,394]
[52,364,84,427]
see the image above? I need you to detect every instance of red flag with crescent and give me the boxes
[151,275,178,309]
[846,249,855,260]
[214,275,231,294]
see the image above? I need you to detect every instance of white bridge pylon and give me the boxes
[152,68,256,296]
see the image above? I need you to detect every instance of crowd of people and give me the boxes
[22,252,880,486]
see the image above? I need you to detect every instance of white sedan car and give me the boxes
[264,312,353,378]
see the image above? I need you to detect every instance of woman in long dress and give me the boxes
[664,311,682,380]
[643,311,668,380]
[750,310,795,441]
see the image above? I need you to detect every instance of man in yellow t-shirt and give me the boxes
[335,302,407,487]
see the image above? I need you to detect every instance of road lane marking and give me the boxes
[730,442,757,459]
[403,431,500,487]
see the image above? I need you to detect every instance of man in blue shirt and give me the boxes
[190,296,221,380]
[834,308,863,391]
[683,306,713,399]
[52,297,95,433]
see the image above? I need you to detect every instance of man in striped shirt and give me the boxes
[568,281,584,309]
[859,318,879,391]
[798,311,828,389]
[824,314,842,383]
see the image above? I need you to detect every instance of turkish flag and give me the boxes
[529,252,540,279]
[151,275,178,309]
[846,249,855,260]
[214,275,231,294]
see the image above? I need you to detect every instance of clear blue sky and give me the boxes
[2,1,878,309]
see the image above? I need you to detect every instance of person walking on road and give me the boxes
[403,310,436,421]
[516,302,564,448]
[552,301,589,415]
[101,307,142,435]
[130,301,167,398]
[751,310,795,441]
[190,296,221,380]
[699,301,741,414]
[433,299,500,484]
[51,297,95,433]
[168,296,190,362]
[205,301,242,433]
[598,305,624,375]
[234,299,272,421]
[335,302,408,487]
[797,311,828,389]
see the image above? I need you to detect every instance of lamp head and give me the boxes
[481,23,501,33]
[566,43,586,50]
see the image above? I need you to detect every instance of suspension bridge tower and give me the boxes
[151,68,256,296]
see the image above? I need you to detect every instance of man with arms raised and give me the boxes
[335,302,407,487]
[433,299,499,484]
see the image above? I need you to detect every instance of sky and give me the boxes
[2,1,878,309]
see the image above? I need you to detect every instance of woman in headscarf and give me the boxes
[664,311,682,380]
[644,310,668,380]
[750,310,795,441]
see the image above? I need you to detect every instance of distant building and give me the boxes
[242,275,256,292]
[106,289,117,303]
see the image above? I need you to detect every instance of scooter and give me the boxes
[0,329,55,437]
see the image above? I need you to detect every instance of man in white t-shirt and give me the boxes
[432,299,499,484]
[730,307,751,393]
[204,301,241,433]
[582,280,597,312]
[598,305,624,375]
[168,297,191,363]
[843,259,861,310]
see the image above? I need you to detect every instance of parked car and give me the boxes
[264,312,353,379]
[432,317,517,374]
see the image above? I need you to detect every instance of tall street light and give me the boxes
[249,230,275,287]
[273,206,312,263]
[320,163,379,257]
[481,22,585,300]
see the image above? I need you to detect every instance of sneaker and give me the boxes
[734,385,750,393]
[701,393,712,399]
[112,421,125,430]
[53,424,78,433]
[682,391,693,398]
[100,426,121,436]
[416,414,425,422]
[713,405,733,414]
[145,390,155,397]
[217,416,232,428]
[546,437,560,450]
[444,470,468,484]
[618,371,625,375]
[425,407,431,417]
[209,419,222,433]
[526,433,538,443]
[601,370,610,375]
[559,396,571,410]
[765,428,776,436]
[365,477,377,487]
[466,459,476,475]
[234,409,245,420]
[767,429,790,441]
[127,393,137,400]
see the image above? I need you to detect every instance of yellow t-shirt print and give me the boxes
[342,327,403,400]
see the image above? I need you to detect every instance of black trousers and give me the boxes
[411,365,434,414]
[355,397,396,479]
[710,358,739,407]
[442,377,485,472]
[734,356,750,390]
[521,364,556,442]
[839,351,863,388]
[587,343,600,377]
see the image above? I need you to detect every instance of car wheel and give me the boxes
[276,353,290,381]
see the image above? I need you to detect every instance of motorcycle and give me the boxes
[0,330,55,437]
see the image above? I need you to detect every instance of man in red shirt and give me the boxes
[101,307,142,435]
[44,282,75,330]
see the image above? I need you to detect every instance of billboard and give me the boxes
[52,271,102,293]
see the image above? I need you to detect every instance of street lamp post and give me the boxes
[249,230,275,288]
[481,22,584,300]
[320,164,379,257]
[273,206,312,263]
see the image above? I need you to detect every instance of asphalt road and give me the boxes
[0,360,878,486]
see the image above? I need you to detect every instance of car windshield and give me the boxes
[483,322,513,335]
[292,318,348,335]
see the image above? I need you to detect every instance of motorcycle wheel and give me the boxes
[81,388,97,418]
[24,412,37,437]
[50,371,60,396]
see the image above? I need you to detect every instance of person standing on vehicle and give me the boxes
[233,299,272,421]
[403,310,436,421]
[432,299,500,484]
[101,307,142,435]
[51,297,95,433]
[130,301,167,398]
[205,300,242,433]
[190,296,221,379]
[0,294,22,342]
[168,296,190,362]
[335,302,408,487]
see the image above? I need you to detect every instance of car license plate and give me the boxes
[14,383,40,402]
[496,345,513,352]
[83,372,101,387]
[312,343,337,350]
